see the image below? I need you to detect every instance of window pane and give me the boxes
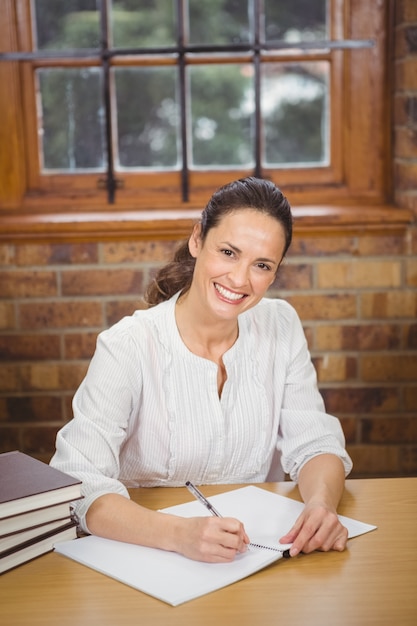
[261,62,329,166]
[188,0,251,45]
[33,0,100,50]
[111,0,176,48]
[189,64,254,168]
[114,67,180,169]
[264,0,327,44]
[38,68,105,170]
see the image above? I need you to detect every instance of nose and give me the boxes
[228,261,249,287]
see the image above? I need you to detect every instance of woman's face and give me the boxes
[188,208,286,321]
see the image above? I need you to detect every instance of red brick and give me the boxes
[395,57,417,90]
[315,324,401,351]
[320,387,400,414]
[361,354,417,381]
[286,294,357,320]
[288,236,355,256]
[61,269,144,296]
[0,426,21,452]
[361,291,417,318]
[395,127,417,159]
[361,416,417,444]
[19,301,103,329]
[2,395,63,423]
[271,263,313,290]
[395,162,417,191]
[357,234,406,256]
[105,300,145,326]
[102,240,177,263]
[394,191,417,216]
[400,446,417,474]
[338,417,358,444]
[393,93,416,126]
[15,243,98,266]
[404,323,417,348]
[313,355,357,382]
[411,225,417,254]
[348,445,401,477]
[63,396,73,421]
[302,325,314,348]
[0,244,15,265]
[20,363,88,391]
[0,335,60,360]
[404,385,417,410]
[22,426,61,456]
[0,365,21,391]
[317,260,401,289]
[406,258,417,286]
[0,302,16,330]
[64,333,98,360]
[0,270,57,297]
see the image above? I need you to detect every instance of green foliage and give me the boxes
[34,0,328,171]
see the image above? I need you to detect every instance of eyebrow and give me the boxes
[221,241,279,266]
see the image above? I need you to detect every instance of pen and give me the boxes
[185,481,291,558]
[185,481,223,518]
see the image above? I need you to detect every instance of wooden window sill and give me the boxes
[0,204,413,244]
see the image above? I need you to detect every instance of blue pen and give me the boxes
[185,481,291,558]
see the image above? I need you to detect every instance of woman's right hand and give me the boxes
[175,515,250,563]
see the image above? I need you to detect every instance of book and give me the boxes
[0,451,82,519]
[54,485,377,606]
[0,518,75,554]
[0,501,74,538]
[0,521,77,574]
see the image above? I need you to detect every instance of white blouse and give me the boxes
[51,294,352,532]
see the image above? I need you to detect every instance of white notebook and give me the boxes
[54,486,377,606]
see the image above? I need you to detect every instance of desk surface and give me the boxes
[1,477,416,626]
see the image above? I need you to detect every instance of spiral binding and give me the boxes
[249,543,291,558]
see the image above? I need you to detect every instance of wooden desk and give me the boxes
[1,478,416,626]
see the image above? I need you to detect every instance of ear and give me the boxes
[188,223,202,258]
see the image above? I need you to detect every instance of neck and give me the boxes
[175,291,238,355]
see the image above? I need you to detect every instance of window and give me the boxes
[0,0,395,230]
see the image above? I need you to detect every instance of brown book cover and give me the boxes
[0,451,82,519]
[0,521,78,574]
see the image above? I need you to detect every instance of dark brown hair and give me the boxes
[145,177,292,306]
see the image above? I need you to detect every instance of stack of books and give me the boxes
[0,450,82,574]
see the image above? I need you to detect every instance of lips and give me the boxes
[214,283,247,302]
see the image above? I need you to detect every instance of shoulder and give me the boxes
[246,297,300,327]
[241,298,305,346]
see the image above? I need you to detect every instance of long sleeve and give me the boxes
[51,294,352,533]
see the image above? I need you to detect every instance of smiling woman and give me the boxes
[50,176,353,564]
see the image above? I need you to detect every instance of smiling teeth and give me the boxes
[215,283,245,301]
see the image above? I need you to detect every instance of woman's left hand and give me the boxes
[279,500,348,557]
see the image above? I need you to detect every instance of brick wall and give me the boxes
[394,0,417,216]
[0,2,416,477]
[1,226,416,476]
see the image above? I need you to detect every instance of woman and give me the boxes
[51,177,352,563]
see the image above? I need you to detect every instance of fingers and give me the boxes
[182,517,250,563]
[280,504,348,557]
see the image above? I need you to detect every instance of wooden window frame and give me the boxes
[0,0,412,243]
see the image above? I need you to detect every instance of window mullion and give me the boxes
[99,0,117,204]
[254,0,262,179]
[177,0,189,202]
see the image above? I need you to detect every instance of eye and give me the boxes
[221,248,234,257]
[256,262,272,271]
